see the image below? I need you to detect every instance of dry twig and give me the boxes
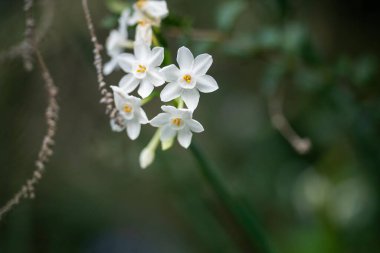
[0,0,54,67]
[0,0,59,221]
[268,92,312,154]
[81,0,124,125]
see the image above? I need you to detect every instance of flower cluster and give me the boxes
[104,0,218,168]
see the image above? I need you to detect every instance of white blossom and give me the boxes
[111,86,149,140]
[150,106,204,148]
[117,43,165,98]
[128,1,168,47]
[129,0,169,25]
[160,47,219,110]
[135,20,153,47]
[104,9,132,75]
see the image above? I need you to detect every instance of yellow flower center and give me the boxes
[137,64,147,73]
[171,118,182,127]
[123,104,133,113]
[138,20,148,26]
[183,74,192,84]
[136,0,147,9]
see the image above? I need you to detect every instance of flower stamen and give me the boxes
[171,118,182,127]
[183,74,192,84]
[137,64,147,73]
[123,104,133,113]
[136,0,147,9]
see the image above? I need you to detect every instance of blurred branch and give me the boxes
[0,0,59,221]
[0,0,54,69]
[268,91,312,154]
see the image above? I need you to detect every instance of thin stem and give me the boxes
[190,142,276,253]
[268,91,311,154]
[141,91,159,106]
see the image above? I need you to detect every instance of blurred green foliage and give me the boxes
[0,0,379,252]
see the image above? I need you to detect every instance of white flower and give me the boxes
[111,86,149,140]
[103,9,132,75]
[103,31,126,75]
[117,43,165,98]
[118,8,131,38]
[135,20,153,47]
[160,47,219,110]
[129,0,169,25]
[150,106,204,148]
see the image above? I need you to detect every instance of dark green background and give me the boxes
[0,0,379,252]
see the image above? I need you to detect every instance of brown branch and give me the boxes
[268,92,312,155]
[81,0,124,125]
[0,0,55,67]
[0,0,59,221]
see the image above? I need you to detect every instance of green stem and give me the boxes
[141,91,159,106]
[190,142,276,253]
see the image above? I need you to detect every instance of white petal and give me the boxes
[111,86,128,110]
[119,74,140,93]
[178,109,193,120]
[149,47,164,67]
[128,9,142,26]
[193,54,213,76]
[177,46,194,70]
[143,1,169,19]
[118,53,135,73]
[161,105,179,115]
[160,64,180,82]
[139,108,149,124]
[160,82,182,102]
[135,24,153,47]
[106,30,123,54]
[182,89,200,111]
[137,79,154,98]
[148,68,165,87]
[126,120,141,140]
[139,147,155,169]
[196,75,219,93]
[118,9,131,38]
[187,119,204,133]
[161,125,177,141]
[134,43,150,61]
[178,129,193,148]
[150,113,170,127]
[103,58,118,75]
[161,138,174,151]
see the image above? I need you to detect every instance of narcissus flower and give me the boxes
[104,9,132,75]
[111,86,149,140]
[130,0,169,24]
[117,43,165,98]
[135,20,153,46]
[150,106,204,148]
[160,47,219,110]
